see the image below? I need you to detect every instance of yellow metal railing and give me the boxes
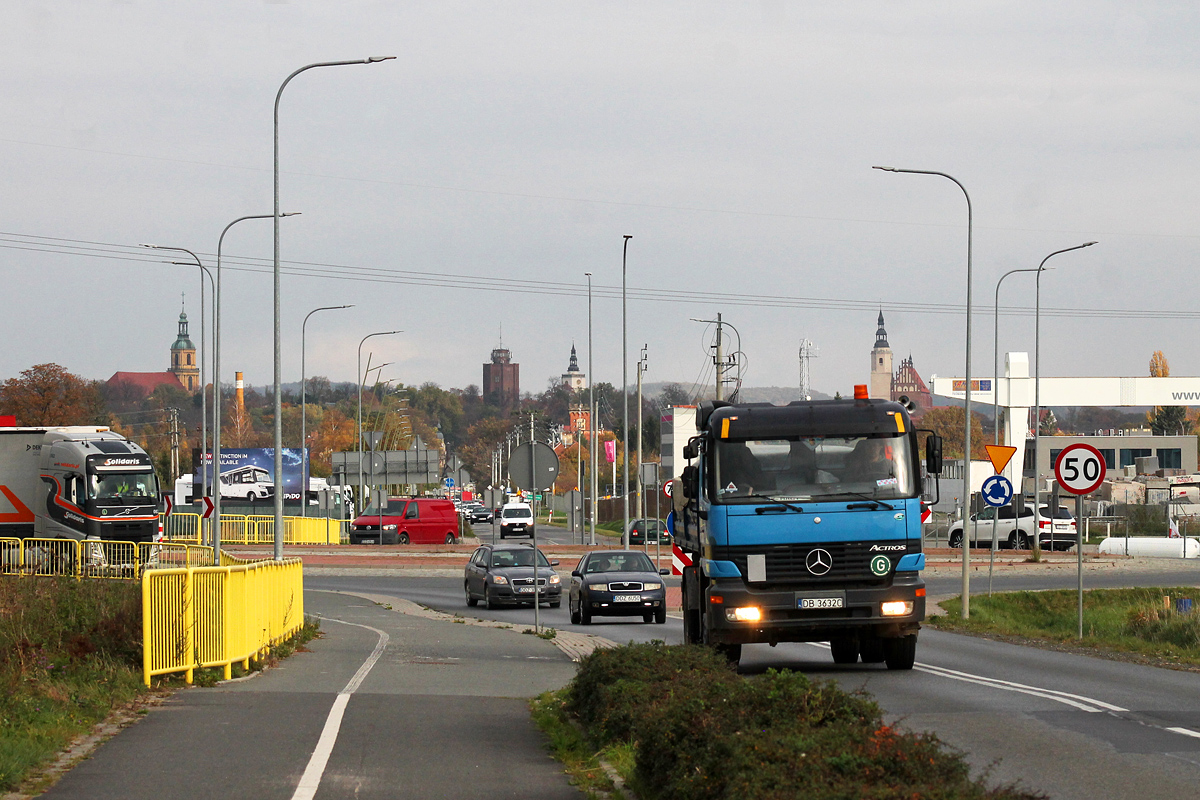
[142,558,304,685]
[162,513,343,545]
[0,537,216,579]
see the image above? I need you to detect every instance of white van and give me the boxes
[499,503,534,539]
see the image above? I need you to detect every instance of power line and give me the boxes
[0,230,1195,321]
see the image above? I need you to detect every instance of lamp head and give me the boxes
[367,56,397,63]
[281,212,302,217]
[872,166,898,172]
[139,243,159,249]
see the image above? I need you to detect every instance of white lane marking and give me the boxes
[290,617,389,800]
[805,642,1127,713]
[1167,727,1200,739]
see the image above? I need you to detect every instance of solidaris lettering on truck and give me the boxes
[673,388,943,670]
[0,426,161,543]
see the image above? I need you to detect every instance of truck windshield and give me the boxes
[89,471,158,500]
[711,434,915,503]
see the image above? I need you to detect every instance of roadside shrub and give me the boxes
[567,642,734,742]
[560,643,1046,800]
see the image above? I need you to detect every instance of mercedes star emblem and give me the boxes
[805,548,832,576]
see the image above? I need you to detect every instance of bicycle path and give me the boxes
[43,590,581,800]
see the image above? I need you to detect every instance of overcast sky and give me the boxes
[2,2,1197,401]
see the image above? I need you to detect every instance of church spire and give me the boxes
[874,309,889,348]
[567,342,580,372]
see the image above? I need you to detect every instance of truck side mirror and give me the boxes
[681,465,699,500]
[925,435,943,474]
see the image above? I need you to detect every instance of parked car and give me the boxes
[948,504,1076,551]
[463,543,561,609]
[499,502,534,538]
[349,497,459,545]
[625,518,670,545]
[568,549,669,625]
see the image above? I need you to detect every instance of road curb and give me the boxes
[309,589,620,662]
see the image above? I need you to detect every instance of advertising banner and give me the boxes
[604,439,617,463]
[196,448,309,502]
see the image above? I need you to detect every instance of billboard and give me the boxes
[950,379,993,393]
[195,448,308,502]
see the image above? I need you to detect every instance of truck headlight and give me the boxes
[725,606,762,622]
[490,575,508,585]
[881,601,913,617]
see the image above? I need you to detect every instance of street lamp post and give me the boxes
[212,213,298,557]
[621,235,632,548]
[301,305,354,517]
[586,272,596,546]
[873,165,974,618]
[140,244,214,543]
[1033,243,1097,550]
[357,331,402,513]
[273,55,395,560]
[993,267,1041,449]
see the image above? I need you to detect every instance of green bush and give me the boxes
[562,642,1045,800]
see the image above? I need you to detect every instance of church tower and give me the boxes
[869,310,893,400]
[561,343,587,391]
[169,301,200,393]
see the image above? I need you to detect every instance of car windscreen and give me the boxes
[502,507,532,519]
[490,549,550,568]
[710,433,915,504]
[585,552,656,573]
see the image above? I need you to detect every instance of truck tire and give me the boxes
[716,643,741,665]
[860,635,885,664]
[830,636,859,664]
[884,635,918,670]
[682,567,703,645]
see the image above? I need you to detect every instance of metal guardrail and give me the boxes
[160,513,344,545]
[0,537,215,579]
[142,558,304,685]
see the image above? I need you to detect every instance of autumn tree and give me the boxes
[0,363,106,425]
[1147,350,1190,435]
[916,406,988,460]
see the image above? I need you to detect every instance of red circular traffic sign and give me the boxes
[663,479,674,498]
[1053,443,1106,495]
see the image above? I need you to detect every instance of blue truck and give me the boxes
[675,390,943,669]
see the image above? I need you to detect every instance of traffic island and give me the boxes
[533,641,1045,800]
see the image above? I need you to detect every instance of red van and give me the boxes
[350,497,459,545]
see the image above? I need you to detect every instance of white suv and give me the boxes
[948,505,1076,551]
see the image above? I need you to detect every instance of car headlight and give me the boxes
[490,575,508,585]
[548,575,561,585]
[382,524,398,530]
[642,582,662,590]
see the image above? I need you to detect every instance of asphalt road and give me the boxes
[308,570,1200,799]
[44,591,581,800]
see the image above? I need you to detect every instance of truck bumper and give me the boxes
[705,571,925,645]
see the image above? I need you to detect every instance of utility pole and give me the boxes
[169,408,180,483]
[798,339,819,401]
[714,313,724,401]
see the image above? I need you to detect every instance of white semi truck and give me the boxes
[0,426,161,543]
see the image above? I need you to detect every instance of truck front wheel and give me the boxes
[830,636,859,664]
[860,635,886,664]
[884,634,918,670]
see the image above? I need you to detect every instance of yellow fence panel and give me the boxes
[162,512,202,543]
[142,558,304,685]
[0,537,21,576]
[22,538,80,577]
[81,540,140,580]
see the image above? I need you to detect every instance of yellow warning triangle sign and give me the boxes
[985,445,1017,475]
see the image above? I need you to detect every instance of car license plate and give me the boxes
[613,594,641,603]
[798,597,844,610]
[516,587,536,593]
[363,539,377,545]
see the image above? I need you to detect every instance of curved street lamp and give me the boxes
[873,165,974,617]
[357,331,402,512]
[300,304,354,517]
[272,56,395,559]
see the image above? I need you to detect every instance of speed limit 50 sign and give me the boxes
[1053,443,1106,495]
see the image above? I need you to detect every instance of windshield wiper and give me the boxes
[742,494,805,514]
[835,492,895,511]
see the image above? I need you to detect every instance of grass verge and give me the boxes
[928,587,1200,669]
[535,641,1044,800]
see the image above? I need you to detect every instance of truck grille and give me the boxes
[713,540,915,588]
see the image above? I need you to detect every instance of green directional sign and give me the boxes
[869,555,891,577]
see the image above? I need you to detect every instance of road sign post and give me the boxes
[1054,443,1105,640]
[980,474,1013,597]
